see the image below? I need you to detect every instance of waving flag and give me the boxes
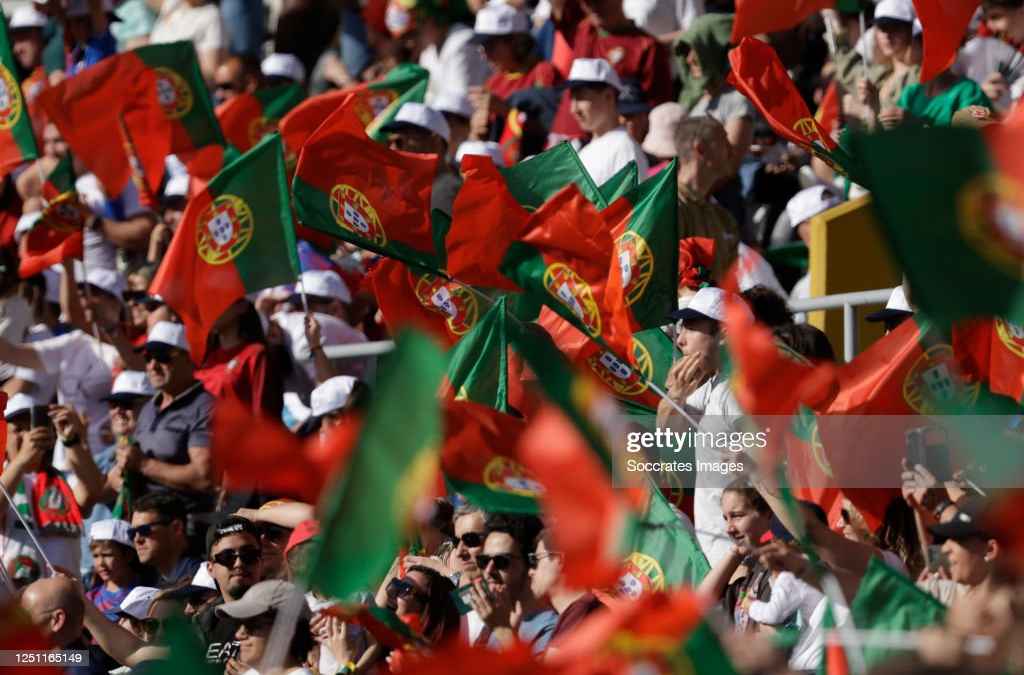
[19,154,89,278]
[216,84,305,153]
[598,160,638,203]
[913,0,982,82]
[443,296,513,412]
[954,318,1024,403]
[150,134,300,362]
[731,0,833,43]
[0,9,38,177]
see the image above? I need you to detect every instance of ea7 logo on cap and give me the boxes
[330,184,387,246]
[154,67,194,120]
[957,173,1024,280]
[543,263,601,337]
[196,195,254,265]
[0,64,23,130]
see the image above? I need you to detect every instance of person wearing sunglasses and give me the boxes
[212,54,261,106]
[216,580,315,675]
[468,513,557,655]
[196,515,264,667]
[116,322,216,508]
[385,565,460,646]
[449,504,487,588]
[129,492,200,588]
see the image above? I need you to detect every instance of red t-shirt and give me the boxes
[550,14,673,138]
[195,342,283,419]
[486,60,562,101]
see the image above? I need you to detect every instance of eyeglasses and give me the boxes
[475,553,518,571]
[387,577,428,602]
[527,551,563,566]
[456,532,484,548]
[128,520,172,539]
[212,546,262,568]
[143,349,175,364]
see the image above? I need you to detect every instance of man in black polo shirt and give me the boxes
[113,321,215,506]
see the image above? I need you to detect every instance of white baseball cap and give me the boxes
[4,392,40,420]
[191,563,218,590]
[642,102,684,159]
[874,0,916,24]
[455,140,505,167]
[786,185,841,229]
[89,519,133,547]
[299,270,351,304]
[10,6,48,30]
[668,286,728,323]
[472,2,531,39]
[310,375,358,417]
[381,102,451,144]
[79,267,126,301]
[119,587,160,621]
[566,58,624,93]
[432,90,474,120]
[105,370,154,403]
[261,53,306,83]
[866,285,914,323]
[144,321,189,353]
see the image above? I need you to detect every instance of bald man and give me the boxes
[20,576,85,648]
[213,55,261,106]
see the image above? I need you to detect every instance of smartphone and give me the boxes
[927,545,948,573]
[905,426,953,482]
[29,406,52,431]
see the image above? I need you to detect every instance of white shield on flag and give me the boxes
[921,364,955,401]
[556,282,585,320]
[207,211,234,247]
[599,351,632,380]
[343,201,371,234]
[431,286,457,318]
[619,250,633,287]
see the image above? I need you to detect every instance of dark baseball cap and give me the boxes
[927,496,992,543]
[206,515,261,554]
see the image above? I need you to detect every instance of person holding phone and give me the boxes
[0,394,106,583]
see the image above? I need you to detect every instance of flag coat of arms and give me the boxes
[19,154,88,278]
[216,84,305,153]
[0,9,38,178]
[149,134,300,362]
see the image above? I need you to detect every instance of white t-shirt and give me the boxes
[577,127,649,187]
[420,24,492,102]
[31,330,118,452]
[149,0,225,53]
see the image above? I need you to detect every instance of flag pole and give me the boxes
[0,480,56,576]
[296,275,311,315]
[858,11,870,81]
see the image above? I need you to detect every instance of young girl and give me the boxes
[86,519,140,622]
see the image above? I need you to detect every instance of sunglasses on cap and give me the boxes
[386,577,428,602]
[212,546,262,568]
[455,531,484,548]
[128,520,172,539]
[475,553,519,571]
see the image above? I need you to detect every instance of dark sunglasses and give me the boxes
[456,531,484,548]
[476,553,518,571]
[387,577,428,602]
[128,520,172,539]
[212,546,262,568]
[258,524,291,542]
[215,81,237,91]
[527,551,563,566]
[239,615,276,633]
[143,349,175,364]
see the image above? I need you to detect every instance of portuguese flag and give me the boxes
[599,160,638,204]
[815,80,841,136]
[603,160,679,333]
[851,123,1024,327]
[498,141,606,210]
[954,318,1024,403]
[731,0,832,43]
[292,96,439,269]
[365,68,429,143]
[442,400,539,514]
[149,134,300,363]
[443,296,511,412]
[38,42,223,196]
[19,154,89,278]
[914,0,981,82]
[0,9,37,177]
[309,330,445,600]
[216,84,305,153]
[370,258,482,348]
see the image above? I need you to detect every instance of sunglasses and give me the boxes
[215,81,238,92]
[475,553,518,571]
[456,531,484,548]
[259,524,291,542]
[239,615,276,633]
[143,349,175,364]
[128,520,172,539]
[527,551,563,566]
[212,546,262,568]
[387,577,428,602]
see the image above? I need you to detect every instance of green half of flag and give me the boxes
[499,142,607,210]
[0,10,38,173]
[599,160,638,204]
[447,296,510,413]
[367,77,429,142]
[42,153,76,199]
[148,616,220,675]
[849,125,1024,327]
[308,330,447,599]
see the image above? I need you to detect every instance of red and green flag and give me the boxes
[442,399,539,514]
[19,154,89,278]
[149,134,300,363]
[849,123,1024,327]
[953,317,1024,403]
[731,0,832,43]
[815,80,842,137]
[443,295,511,411]
[365,69,429,142]
[216,84,305,153]
[498,141,606,210]
[308,330,446,599]
[598,160,638,204]
[370,258,482,347]
[292,96,440,269]
[38,41,223,196]
[604,160,679,333]
[913,0,981,82]
[0,9,38,177]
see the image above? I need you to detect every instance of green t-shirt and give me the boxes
[897,77,992,127]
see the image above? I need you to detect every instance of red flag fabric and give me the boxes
[370,258,482,347]
[815,80,842,137]
[279,88,351,162]
[212,396,357,502]
[19,226,84,278]
[518,405,631,589]
[913,0,982,82]
[953,318,1024,403]
[727,37,837,152]
[678,237,716,291]
[731,0,834,43]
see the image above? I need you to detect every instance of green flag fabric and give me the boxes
[309,330,446,599]
[446,296,511,413]
[499,142,607,210]
[0,9,38,175]
[366,75,429,142]
[599,161,638,204]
